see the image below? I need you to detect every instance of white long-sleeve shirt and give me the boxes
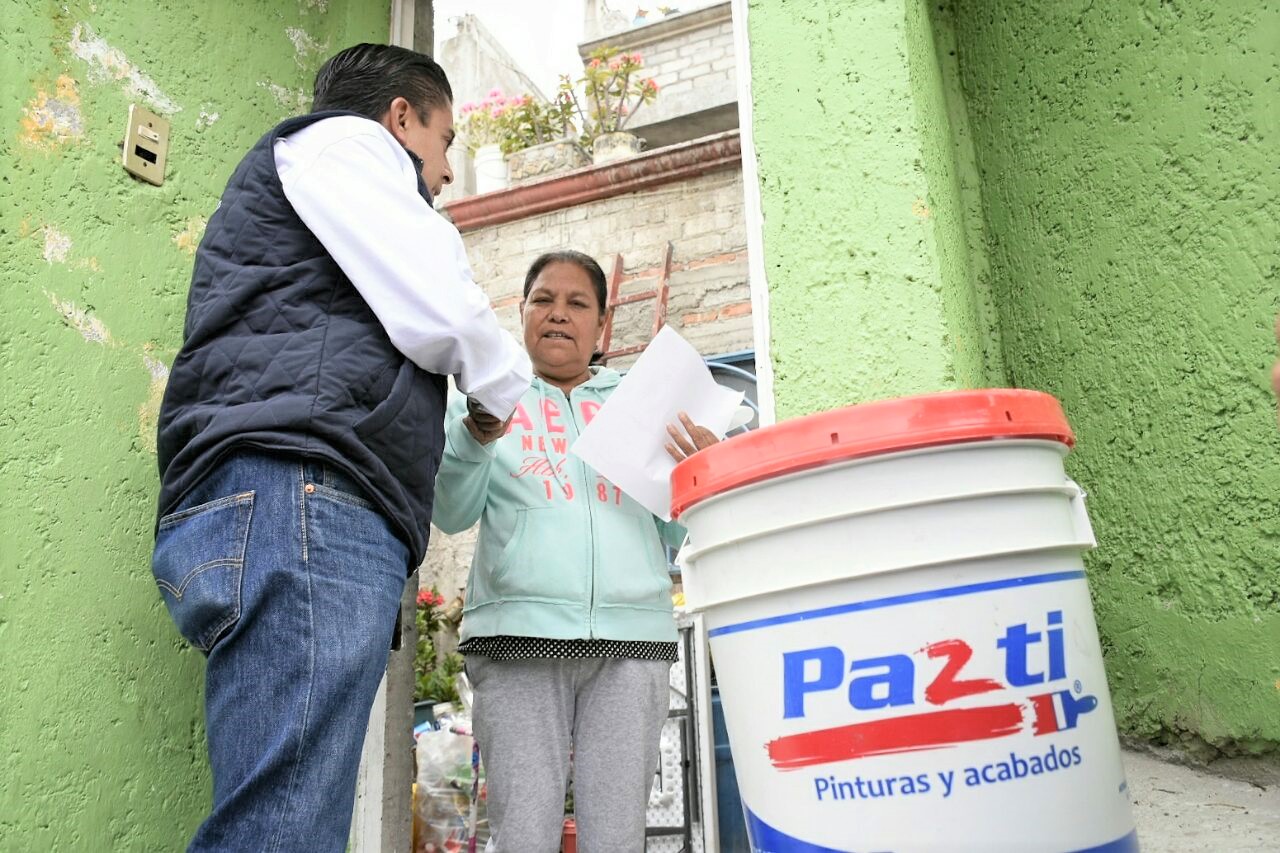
[274,115,531,419]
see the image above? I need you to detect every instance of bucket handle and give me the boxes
[1066,478,1096,548]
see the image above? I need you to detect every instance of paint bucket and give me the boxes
[672,390,1137,852]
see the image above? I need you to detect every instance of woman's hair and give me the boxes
[522,251,608,317]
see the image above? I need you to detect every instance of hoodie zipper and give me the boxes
[568,385,599,639]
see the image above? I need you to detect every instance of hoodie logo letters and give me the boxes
[503,400,618,505]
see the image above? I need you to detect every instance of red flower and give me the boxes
[417,589,432,607]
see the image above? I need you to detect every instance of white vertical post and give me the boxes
[390,0,416,48]
[350,673,389,850]
[350,576,418,852]
[351,5,432,851]
[690,612,720,853]
[730,0,777,427]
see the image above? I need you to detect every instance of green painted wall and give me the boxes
[0,2,388,847]
[903,0,1005,393]
[950,0,1280,756]
[748,0,1279,757]
[747,0,1002,420]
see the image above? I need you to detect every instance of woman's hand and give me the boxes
[665,411,719,462]
[464,397,511,446]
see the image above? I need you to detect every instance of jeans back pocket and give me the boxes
[152,491,255,652]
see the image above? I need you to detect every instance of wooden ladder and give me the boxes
[596,241,673,363]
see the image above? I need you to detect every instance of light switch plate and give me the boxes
[122,104,170,186]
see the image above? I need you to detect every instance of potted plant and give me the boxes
[458,90,513,194]
[560,46,660,165]
[502,93,589,183]
[414,586,464,726]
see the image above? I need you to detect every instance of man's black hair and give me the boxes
[523,251,609,317]
[312,43,453,121]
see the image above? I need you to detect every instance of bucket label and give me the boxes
[777,610,1097,770]
[707,569,1137,852]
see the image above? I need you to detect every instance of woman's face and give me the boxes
[521,262,606,382]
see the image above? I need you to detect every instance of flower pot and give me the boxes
[561,817,577,853]
[472,143,508,194]
[590,131,643,165]
[507,138,590,184]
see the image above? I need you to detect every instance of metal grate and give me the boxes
[645,625,705,852]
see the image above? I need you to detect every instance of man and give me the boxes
[151,44,529,852]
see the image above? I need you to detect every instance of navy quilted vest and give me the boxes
[156,111,446,565]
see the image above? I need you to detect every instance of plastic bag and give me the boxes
[413,716,487,852]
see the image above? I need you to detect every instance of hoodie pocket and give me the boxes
[152,491,254,653]
[595,513,673,607]
[485,506,586,601]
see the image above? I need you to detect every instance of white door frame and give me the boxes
[731,0,777,428]
[389,0,417,48]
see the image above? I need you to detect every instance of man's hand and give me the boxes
[463,397,511,446]
[665,411,719,462]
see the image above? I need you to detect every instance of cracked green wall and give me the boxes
[951,0,1280,756]
[0,2,388,847]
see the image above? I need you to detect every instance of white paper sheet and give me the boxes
[571,326,743,520]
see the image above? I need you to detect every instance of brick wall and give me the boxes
[460,165,752,364]
[639,15,736,125]
[580,2,737,141]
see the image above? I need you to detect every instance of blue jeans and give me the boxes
[152,451,409,853]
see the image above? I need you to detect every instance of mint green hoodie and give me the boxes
[434,368,684,643]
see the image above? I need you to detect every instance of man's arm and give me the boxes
[277,117,530,418]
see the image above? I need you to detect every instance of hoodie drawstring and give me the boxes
[537,378,570,494]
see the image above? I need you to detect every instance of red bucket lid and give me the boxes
[671,389,1073,518]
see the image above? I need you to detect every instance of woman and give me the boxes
[433,250,716,852]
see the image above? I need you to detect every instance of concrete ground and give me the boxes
[1124,749,1280,851]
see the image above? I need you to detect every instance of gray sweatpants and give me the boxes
[467,656,672,853]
